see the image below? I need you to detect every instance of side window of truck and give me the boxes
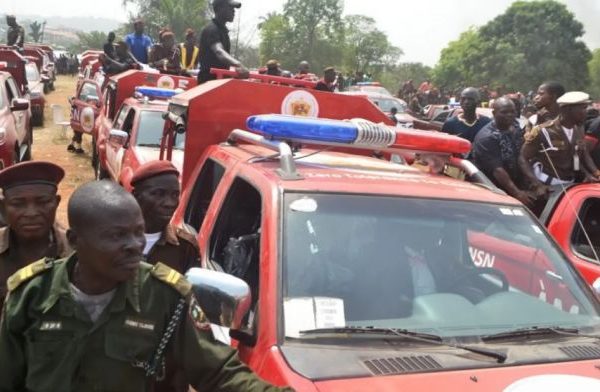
[571,198,600,263]
[184,158,226,231]
[209,177,262,333]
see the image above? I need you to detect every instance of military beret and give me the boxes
[324,66,335,73]
[130,160,179,187]
[0,161,64,191]
[557,91,591,107]
[266,59,279,68]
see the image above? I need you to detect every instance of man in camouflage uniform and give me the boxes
[0,180,291,392]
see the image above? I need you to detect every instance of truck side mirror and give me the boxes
[185,268,251,331]
[593,278,600,298]
[108,129,128,147]
[10,98,29,112]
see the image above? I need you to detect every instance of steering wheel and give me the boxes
[448,267,510,302]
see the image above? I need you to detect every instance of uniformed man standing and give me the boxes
[524,81,565,133]
[197,0,249,83]
[131,161,198,279]
[520,91,600,201]
[5,15,25,49]
[0,161,71,308]
[0,180,291,392]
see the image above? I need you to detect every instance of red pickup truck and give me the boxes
[158,73,600,391]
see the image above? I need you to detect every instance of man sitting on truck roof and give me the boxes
[148,29,182,75]
[5,15,24,50]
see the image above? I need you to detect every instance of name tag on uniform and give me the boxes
[40,321,62,331]
[124,318,155,332]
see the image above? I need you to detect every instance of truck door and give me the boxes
[70,80,102,134]
[546,187,600,286]
[5,77,26,143]
[106,107,135,180]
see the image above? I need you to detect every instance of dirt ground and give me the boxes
[32,75,95,227]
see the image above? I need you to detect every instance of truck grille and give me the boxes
[363,355,442,376]
[560,344,600,359]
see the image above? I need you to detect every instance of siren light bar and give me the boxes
[246,114,471,155]
[135,86,179,99]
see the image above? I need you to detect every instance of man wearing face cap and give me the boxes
[197,0,249,83]
[0,161,71,308]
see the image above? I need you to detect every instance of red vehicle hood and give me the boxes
[135,146,183,173]
[313,361,600,392]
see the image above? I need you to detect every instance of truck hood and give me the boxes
[281,341,600,391]
[135,146,183,172]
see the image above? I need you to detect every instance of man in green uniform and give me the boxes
[5,15,25,49]
[0,161,71,308]
[0,180,291,392]
[131,160,199,392]
[520,92,600,213]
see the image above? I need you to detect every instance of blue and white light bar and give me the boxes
[246,114,472,155]
[135,86,179,99]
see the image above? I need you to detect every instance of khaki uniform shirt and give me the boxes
[0,223,71,308]
[0,254,292,392]
[146,224,199,274]
[522,117,585,183]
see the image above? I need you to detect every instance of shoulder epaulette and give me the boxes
[7,258,55,292]
[150,262,192,297]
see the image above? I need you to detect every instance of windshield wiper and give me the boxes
[136,143,160,147]
[482,326,600,342]
[300,326,507,363]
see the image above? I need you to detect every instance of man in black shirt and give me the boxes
[103,32,116,59]
[472,97,534,207]
[198,0,248,83]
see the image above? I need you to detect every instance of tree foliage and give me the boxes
[74,31,107,52]
[29,21,44,43]
[342,15,402,73]
[380,62,432,96]
[259,0,344,72]
[122,0,209,41]
[258,1,401,78]
[589,49,600,99]
[434,0,591,92]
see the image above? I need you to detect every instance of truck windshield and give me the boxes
[136,110,185,149]
[282,193,600,339]
[372,97,407,113]
[25,64,40,83]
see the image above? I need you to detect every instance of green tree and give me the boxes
[122,0,209,41]
[283,0,343,68]
[342,15,402,74]
[29,21,43,43]
[434,0,591,92]
[589,49,600,99]
[74,31,107,52]
[258,12,294,68]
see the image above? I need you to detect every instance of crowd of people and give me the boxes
[429,81,600,216]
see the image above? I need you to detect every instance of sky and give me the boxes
[5,0,600,65]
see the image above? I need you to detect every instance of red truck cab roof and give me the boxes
[166,77,395,188]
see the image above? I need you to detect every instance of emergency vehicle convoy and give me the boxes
[91,71,197,187]
[100,70,598,390]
